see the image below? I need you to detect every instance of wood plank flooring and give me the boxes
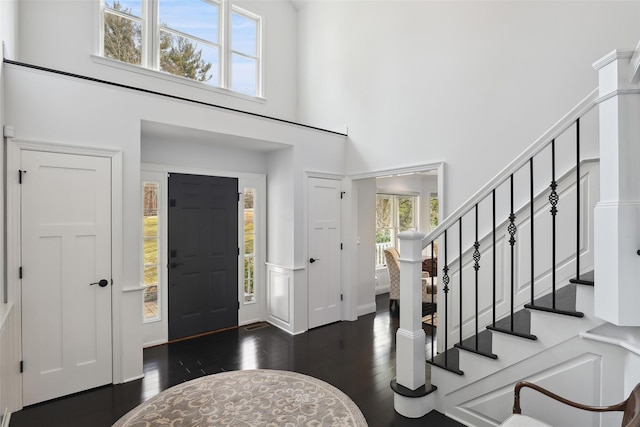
[10,294,465,427]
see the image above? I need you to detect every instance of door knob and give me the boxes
[170,262,184,269]
[309,258,320,263]
[90,279,109,287]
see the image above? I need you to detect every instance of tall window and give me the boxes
[375,194,419,266]
[102,0,262,97]
[142,182,161,322]
[243,188,256,304]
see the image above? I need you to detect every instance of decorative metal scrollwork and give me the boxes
[508,213,517,246]
[442,265,450,293]
[549,181,559,216]
[473,242,481,271]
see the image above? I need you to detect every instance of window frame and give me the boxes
[99,0,263,98]
[228,6,262,96]
[141,180,163,324]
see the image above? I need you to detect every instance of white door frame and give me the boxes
[140,163,267,347]
[6,138,123,409]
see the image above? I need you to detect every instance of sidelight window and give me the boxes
[243,188,256,304]
[142,182,161,322]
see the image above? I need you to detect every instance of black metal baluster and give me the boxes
[575,118,581,282]
[459,217,463,347]
[550,139,559,309]
[530,157,535,305]
[443,230,450,366]
[492,189,496,327]
[508,175,517,331]
[430,240,435,359]
[473,204,481,350]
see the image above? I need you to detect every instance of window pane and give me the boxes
[231,54,257,96]
[144,238,158,264]
[160,31,219,86]
[105,0,141,18]
[104,12,141,65]
[244,235,254,255]
[143,266,158,320]
[144,265,158,286]
[244,188,255,209]
[143,183,158,215]
[398,197,415,231]
[231,12,257,57]
[143,181,160,322]
[430,195,439,228]
[244,256,255,303]
[376,195,392,228]
[159,0,219,43]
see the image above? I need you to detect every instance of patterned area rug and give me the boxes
[112,369,368,426]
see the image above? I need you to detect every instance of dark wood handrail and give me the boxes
[513,381,630,416]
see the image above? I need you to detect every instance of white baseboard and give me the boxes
[358,302,376,317]
[124,373,145,383]
[376,285,390,295]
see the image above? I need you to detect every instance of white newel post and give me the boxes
[593,48,640,326]
[392,231,435,418]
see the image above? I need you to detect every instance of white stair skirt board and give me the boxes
[500,414,553,427]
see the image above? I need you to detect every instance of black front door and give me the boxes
[168,173,238,340]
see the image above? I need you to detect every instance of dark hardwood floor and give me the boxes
[10,294,465,427]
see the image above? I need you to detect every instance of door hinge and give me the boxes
[19,170,26,184]
[340,191,346,199]
[340,243,343,250]
[237,248,240,256]
[237,301,240,309]
[19,266,22,279]
[238,192,241,202]
[20,360,23,373]
[340,294,343,301]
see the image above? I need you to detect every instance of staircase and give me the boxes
[392,45,640,426]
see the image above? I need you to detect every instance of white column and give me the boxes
[593,48,640,326]
[393,231,434,418]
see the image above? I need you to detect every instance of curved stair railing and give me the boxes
[417,89,600,374]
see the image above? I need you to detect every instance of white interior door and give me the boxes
[308,177,341,329]
[21,150,112,406]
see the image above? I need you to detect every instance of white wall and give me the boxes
[297,0,640,214]
[355,178,376,314]
[4,61,346,399]
[18,0,298,121]
[0,0,19,417]
[141,128,271,175]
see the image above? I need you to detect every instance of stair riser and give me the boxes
[575,285,595,316]
[491,333,544,361]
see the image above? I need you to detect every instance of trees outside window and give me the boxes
[102,0,261,96]
[375,194,419,266]
[142,182,160,322]
[243,188,256,304]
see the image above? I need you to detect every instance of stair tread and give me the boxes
[569,270,594,286]
[525,284,583,317]
[489,309,531,334]
[455,329,497,359]
[428,348,463,375]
